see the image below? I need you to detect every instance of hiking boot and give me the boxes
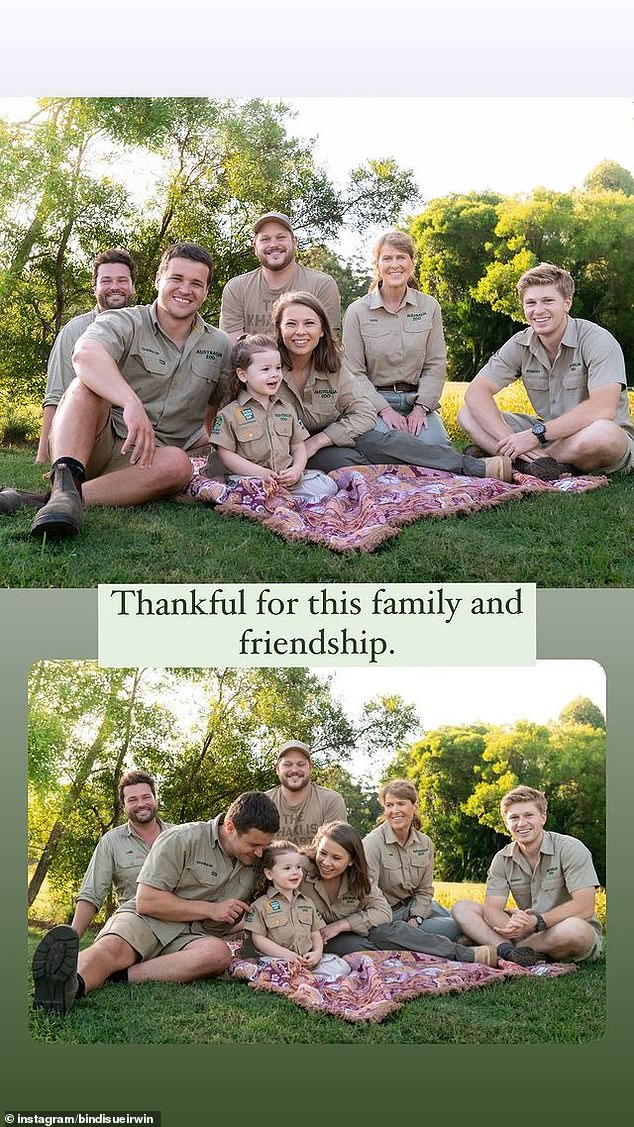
[512,456,562,481]
[0,486,50,515]
[496,941,540,966]
[471,945,499,966]
[31,462,84,539]
[483,456,514,482]
[32,925,80,1014]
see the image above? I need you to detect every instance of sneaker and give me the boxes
[471,944,498,966]
[0,487,50,515]
[483,456,514,482]
[496,941,540,967]
[32,925,80,1014]
[512,456,562,481]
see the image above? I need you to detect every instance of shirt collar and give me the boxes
[369,285,417,312]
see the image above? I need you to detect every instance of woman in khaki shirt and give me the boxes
[274,291,513,481]
[363,779,461,939]
[302,819,496,966]
[343,231,452,448]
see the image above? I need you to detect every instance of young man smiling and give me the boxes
[219,212,341,341]
[451,785,603,965]
[458,262,634,479]
[6,242,231,538]
[265,739,347,847]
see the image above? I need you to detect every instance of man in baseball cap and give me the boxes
[266,739,347,847]
[219,213,341,341]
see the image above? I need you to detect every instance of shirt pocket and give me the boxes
[191,353,220,384]
[562,373,587,391]
[522,373,550,392]
[127,351,168,379]
[273,417,293,437]
[236,422,265,444]
[264,911,288,930]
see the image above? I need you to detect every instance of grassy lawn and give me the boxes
[28,883,606,1044]
[2,443,634,588]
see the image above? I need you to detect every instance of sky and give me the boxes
[315,659,605,782]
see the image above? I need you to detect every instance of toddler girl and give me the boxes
[244,840,351,981]
[212,335,337,502]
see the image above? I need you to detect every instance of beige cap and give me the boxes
[276,739,311,763]
[253,212,294,236]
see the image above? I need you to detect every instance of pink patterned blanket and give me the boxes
[178,461,608,554]
[228,948,576,1024]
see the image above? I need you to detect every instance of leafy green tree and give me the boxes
[583,159,634,196]
[558,695,606,730]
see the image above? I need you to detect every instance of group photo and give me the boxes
[1,97,633,585]
[27,661,606,1043]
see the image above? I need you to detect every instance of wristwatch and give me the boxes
[531,912,548,932]
[411,916,424,926]
[531,421,548,446]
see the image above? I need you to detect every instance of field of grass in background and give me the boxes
[28,881,606,1045]
[3,385,634,587]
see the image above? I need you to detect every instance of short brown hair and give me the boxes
[91,248,136,287]
[378,779,422,830]
[500,785,548,818]
[226,791,280,835]
[516,263,575,301]
[370,230,419,293]
[118,769,156,803]
[156,242,213,286]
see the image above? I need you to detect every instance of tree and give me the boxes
[558,696,606,730]
[583,160,634,196]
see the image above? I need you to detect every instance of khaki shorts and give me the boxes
[501,410,634,475]
[95,911,224,961]
[85,418,135,480]
[574,927,603,964]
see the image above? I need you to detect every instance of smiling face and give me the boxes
[122,782,158,826]
[254,221,297,273]
[265,849,304,893]
[382,791,417,838]
[224,820,275,866]
[315,834,352,881]
[377,246,414,291]
[155,255,210,322]
[237,348,283,404]
[278,302,324,360]
[275,751,311,794]
[503,801,547,850]
[522,283,571,345]
[94,262,135,310]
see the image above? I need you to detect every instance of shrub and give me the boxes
[0,395,42,445]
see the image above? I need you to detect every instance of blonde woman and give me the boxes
[343,230,451,448]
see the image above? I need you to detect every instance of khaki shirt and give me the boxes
[220,264,342,336]
[76,817,171,909]
[300,859,392,934]
[244,886,325,956]
[43,309,99,407]
[477,317,634,437]
[363,822,434,919]
[124,816,259,945]
[76,302,232,449]
[212,389,307,472]
[264,783,347,847]
[486,830,602,937]
[278,365,377,448]
[342,288,447,413]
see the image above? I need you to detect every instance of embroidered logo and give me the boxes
[240,406,255,422]
[267,898,282,913]
[212,415,223,435]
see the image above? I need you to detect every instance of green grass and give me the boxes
[27,923,606,1045]
[3,445,634,588]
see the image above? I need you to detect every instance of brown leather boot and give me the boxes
[0,486,50,515]
[31,462,85,539]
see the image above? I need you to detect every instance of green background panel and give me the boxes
[1,588,630,1122]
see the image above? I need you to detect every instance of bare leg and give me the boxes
[82,448,193,506]
[78,935,139,992]
[128,938,232,983]
[540,420,629,471]
[451,900,501,945]
[508,918,599,961]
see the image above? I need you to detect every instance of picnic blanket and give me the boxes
[228,948,576,1024]
[179,460,608,553]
